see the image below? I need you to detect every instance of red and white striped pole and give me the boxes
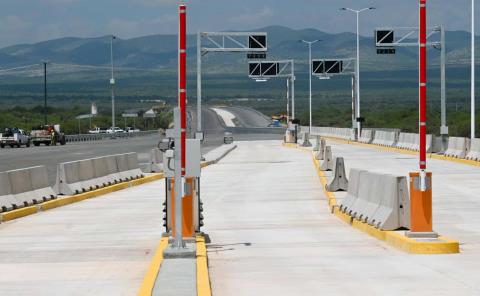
[179,4,187,176]
[419,0,427,190]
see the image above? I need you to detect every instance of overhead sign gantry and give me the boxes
[311,58,358,130]
[375,25,448,139]
[248,60,296,121]
[197,32,268,135]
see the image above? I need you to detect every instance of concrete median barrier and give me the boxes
[301,132,312,147]
[320,146,333,171]
[340,169,410,231]
[372,131,398,147]
[313,136,321,151]
[148,148,163,173]
[315,138,326,160]
[326,157,348,192]
[339,169,364,214]
[0,172,19,212]
[396,133,433,152]
[0,166,56,211]
[359,129,374,144]
[466,138,480,161]
[55,152,144,195]
[444,137,468,159]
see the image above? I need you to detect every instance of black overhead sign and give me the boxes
[312,60,344,74]
[248,35,267,49]
[249,62,279,76]
[376,30,394,45]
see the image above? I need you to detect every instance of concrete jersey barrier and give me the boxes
[372,131,398,147]
[339,169,410,231]
[0,166,56,212]
[358,129,374,144]
[55,152,144,195]
[148,148,164,173]
[466,138,480,161]
[444,137,469,159]
[396,133,433,152]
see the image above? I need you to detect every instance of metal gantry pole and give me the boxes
[355,11,361,140]
[291,61,296,120]
[197,32,202,133]
[43,62,48,125]
[110,36,116,131]
[352,74,356,129]
[440,25,448,137]
[309,43,313,133]
[472,0,476,139]
[419,0,428,190]
[286,78,290,123]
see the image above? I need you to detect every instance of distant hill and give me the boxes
[1,25,479,73]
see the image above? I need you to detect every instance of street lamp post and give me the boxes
[472,0,476,139]
[110,35,116,133]
[300,39,320,135]
[340,7,375,139]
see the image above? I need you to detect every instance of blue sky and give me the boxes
[0,0,476,48]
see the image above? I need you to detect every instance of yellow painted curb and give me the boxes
[197,235,212,296]
[137,237,170,296]
[1,206,38,222]
[1,173,165,223]
[284,142,460,254]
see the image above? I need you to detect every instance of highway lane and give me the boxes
[0,136,162,185]
[0,106,283,185]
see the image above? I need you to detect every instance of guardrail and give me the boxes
[65,131,159,143]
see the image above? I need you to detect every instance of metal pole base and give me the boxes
[163,243,196,259]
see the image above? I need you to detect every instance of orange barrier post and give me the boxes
[170,178,195,238]
[409,172,433,233]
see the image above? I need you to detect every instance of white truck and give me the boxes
[0,128,31,148]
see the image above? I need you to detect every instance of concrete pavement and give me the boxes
[0,179,165,295]
[202,140,480,296]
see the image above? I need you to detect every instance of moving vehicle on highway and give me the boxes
[88,127,107,134]
[106,127,125,134]
[0,128,31,148]
[126,127,140,133]
[30,125,66,146]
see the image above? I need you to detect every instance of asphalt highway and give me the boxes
[0,106,284,184]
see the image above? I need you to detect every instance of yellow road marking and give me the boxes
[137,237,170,296]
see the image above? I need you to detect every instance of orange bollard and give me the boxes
[409,172,433,233]
[169,178,195,238]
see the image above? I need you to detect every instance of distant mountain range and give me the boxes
[1,25,479,74]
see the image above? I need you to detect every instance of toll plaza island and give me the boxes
[1,1,480,296]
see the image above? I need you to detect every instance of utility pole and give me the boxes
[110,35,116,133]
[340,7,375,139]
[300,39,320,134]
[43,61,48,125]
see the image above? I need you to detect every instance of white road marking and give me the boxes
[211,108,236,127]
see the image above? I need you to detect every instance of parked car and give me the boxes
[0,128,31,148]
[106,127,125,134]
[88,127,107,134]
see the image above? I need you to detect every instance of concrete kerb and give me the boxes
[283,142,460,254]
